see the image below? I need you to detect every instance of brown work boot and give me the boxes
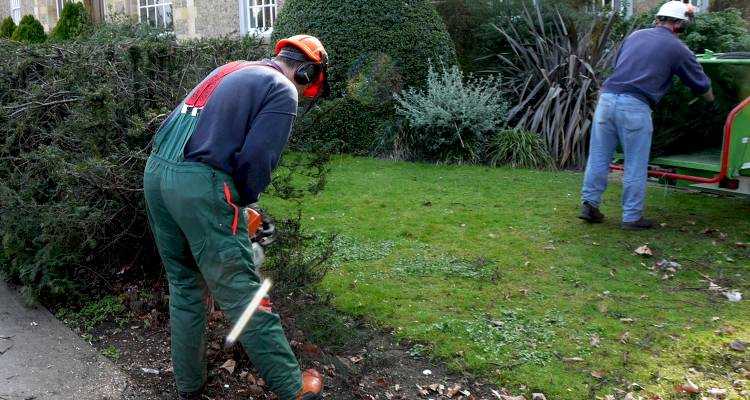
[621,217,654,231]
[295,369,323,400]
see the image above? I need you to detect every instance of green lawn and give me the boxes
[266,155,750,399]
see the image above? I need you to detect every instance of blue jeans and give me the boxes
[581,93,653,223]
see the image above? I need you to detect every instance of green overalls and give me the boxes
[143,62,302,399]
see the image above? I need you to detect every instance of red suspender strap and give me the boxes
[183,61,280,112]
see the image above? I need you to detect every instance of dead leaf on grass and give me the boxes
[219,359,236,375]
[416,384,429,396]
[621,332,630,344]
[562,357,584,362]
[591,369,606,379]
[707,388,727,398]
[446,384,461,397]
[634,245,653,257]
[676,378,700,394]
[598,304,608,313]
[620,318,635,324]
[591,334,601,348]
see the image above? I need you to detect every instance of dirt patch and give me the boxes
[90,295,503,400]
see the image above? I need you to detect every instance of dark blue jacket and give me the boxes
[602,27,711,108]
[161,60,297,205]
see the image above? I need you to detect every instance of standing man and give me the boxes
[579,1,714,230]
[143,35,329,400]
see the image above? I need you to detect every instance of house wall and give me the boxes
[1,1,9,19]
[633,0,662,15]
[102,0,138,21]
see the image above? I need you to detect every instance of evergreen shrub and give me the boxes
[392,64,507,163]
[0,20,328,303]
[0,16,15,39]
[50,1,93,41]
[11,15,46,43]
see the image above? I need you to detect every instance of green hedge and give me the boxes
[272,0,457,95]
[0,16,15,39]
[0,21,270,302]
[11,15,46,43]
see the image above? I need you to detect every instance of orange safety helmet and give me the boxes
[275,35,329,98]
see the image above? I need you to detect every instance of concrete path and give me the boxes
[0,282,129,400]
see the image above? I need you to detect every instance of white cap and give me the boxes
[656,1,690,20]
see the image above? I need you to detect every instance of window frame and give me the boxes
[138,0,174,32]
[239,0,277,37]
[10,0,20,24]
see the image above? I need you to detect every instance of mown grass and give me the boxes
[266,155,750,399]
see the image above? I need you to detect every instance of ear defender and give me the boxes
[277,48,323,86]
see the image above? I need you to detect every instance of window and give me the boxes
[10,0,20,24]
[139,0,173,31]
[241,0,277,36]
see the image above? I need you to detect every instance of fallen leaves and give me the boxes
[591,334,601,348]
[676,377,700,394]
[219,359,236,374]
[634,245,653,257]
[591,369,606,379]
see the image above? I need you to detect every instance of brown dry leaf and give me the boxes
[591,334,601,348]
[349,355,363,364]
[591,369,606,379]
[676,378,700,394]
[635,245,653,257]
[621,331,630,344]
[491,389,526,400]
[416,384,429,396]
[598,304,609,313]
[730,339,748,352]
[446,384,462,398]
[375,378,387,387]
[219,359,236,375]
[620,318,635,324]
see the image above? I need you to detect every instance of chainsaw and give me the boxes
[244,204,276,273]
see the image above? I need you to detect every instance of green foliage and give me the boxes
[392,63,507,163]
[495,6,620,168]
[684,9,750,53]
[11,15,46,43]
[0,20,327,303]
[290,97,393,155]
[50,1,93,41]
[272,0,457,95]
[711,0,750,26]
[102,345,121,359]
[0,16,15,39]
[56,295,126,332]
[264,211,336,296]
[485,130,555,169]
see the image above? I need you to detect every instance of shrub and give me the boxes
[392,63,508,163]
[0,16,15,39]
[684,9,750,53]
[272,0,456,95]
[290,97,394,155]
[484,130,555,169]
[494,5,619,168]
[0,20,327,303]
[50,1,93,41]
[11,15,46,43]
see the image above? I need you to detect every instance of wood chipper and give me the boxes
[611,52,750,195]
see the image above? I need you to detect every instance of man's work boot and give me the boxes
[621,217,654,231]
[578,202,604,223]
[177,389,203,400]
[295,369,323,400]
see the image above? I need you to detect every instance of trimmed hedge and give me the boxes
[11,15,46,43]
[0,16,15,39]
[272,0,457,95]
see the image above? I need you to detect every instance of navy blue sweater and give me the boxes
[161,60,297,205]
[602,27,711,108]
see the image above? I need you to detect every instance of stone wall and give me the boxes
[194,0,239,38]
[633,0,662,15]
[102,0,138,21]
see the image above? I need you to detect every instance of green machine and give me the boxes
[612,52,750,195]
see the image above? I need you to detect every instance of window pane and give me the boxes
[148,7,156,26]
[250,7,258,28]
[165,5,173,31]
[140,0,146,6]
[156,5,164,28]
[263,6,271,28]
